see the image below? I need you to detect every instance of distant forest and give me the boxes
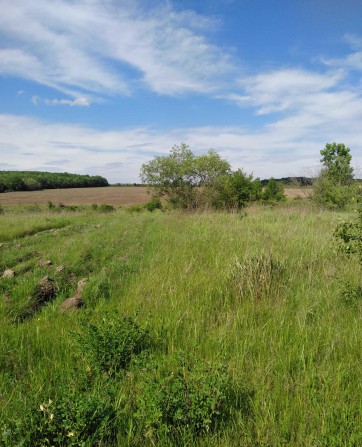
[0,171,109,193]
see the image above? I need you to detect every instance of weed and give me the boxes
[78,315,151,377]
[1,389,116,446]
[126,354,235,444]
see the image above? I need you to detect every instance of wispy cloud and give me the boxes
[322,33,362,71]
[0,0,234,98]
[44,97,91,107]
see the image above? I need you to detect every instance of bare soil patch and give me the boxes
[0,186,151,206]
[284,188,312,199]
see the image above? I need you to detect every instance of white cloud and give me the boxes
[31,96,41,105]
[1,113,361,183]
[0,0,234,97]
[228,68,345,115]
[44,97,91,107]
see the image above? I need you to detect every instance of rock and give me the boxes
[37,260,52,267]
[59,278,87,312]
[59,296,84,312]
[55,265,65,273]
[2,269,15,278]
[33,276,57,304]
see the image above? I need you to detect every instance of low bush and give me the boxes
[78,315,151,377]
[124,354,234,444]
[144,196,162,212]
[1,388,116,446]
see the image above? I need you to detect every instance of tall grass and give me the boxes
[0,202,360,446]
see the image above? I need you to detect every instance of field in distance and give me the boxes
[0,186,151,206]
[0,186,311,206]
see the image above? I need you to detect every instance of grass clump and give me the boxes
[227,254,283,301]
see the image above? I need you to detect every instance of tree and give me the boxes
[211,169,261,210]
[140,144,231,209]
[261,178,285,202]
[313,142,356,209]
[320,142,354,185]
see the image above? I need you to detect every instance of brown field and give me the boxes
[0,186,312,206]
[0,186,151,206]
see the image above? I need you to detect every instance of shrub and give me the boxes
[144,196,162,212]
[78,316,151,377]
[127,355,233,443]
[334,206,362,263]
[1,389,116,446]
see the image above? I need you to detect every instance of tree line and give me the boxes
[0,171,109,193]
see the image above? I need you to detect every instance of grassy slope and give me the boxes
[0,203,361,446]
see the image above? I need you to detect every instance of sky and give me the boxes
[1,0,362,183]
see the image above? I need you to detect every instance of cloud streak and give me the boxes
[0,0,234,98]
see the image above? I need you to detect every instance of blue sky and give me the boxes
[1,0,362,183]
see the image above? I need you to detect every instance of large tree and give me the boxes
[141,144,264,210]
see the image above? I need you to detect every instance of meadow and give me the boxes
[0,194,360,446]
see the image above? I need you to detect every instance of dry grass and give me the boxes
[0,186,151,206]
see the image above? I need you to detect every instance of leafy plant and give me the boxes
[334,206,362,263]
[127,355,233,444]
[144,196,162,212]
[78,315,151,377]
[1,389,116,446]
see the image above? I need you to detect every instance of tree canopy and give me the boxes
[320,142,354,185]
[140,144,279,210]
[313,142,357,209]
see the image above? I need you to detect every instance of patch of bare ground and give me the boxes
[284,188,312,199]
[0,186,151,206]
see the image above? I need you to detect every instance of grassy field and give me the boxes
[0,200,360,446]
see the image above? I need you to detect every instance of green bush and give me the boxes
[126,355,233,444]
[1,389,116,446]
[78,316,151,377]
[334,206,362,263]
[144,196,162,212]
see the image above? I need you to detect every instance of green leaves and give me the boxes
[320,142,354,185]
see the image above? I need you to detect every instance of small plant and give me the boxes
[47,201,56,210]
[340,282,362,306]
[128,354,232,443]
[78,315,151,377]
[1,390,116,446]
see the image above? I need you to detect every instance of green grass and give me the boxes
[0,202,361,446]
